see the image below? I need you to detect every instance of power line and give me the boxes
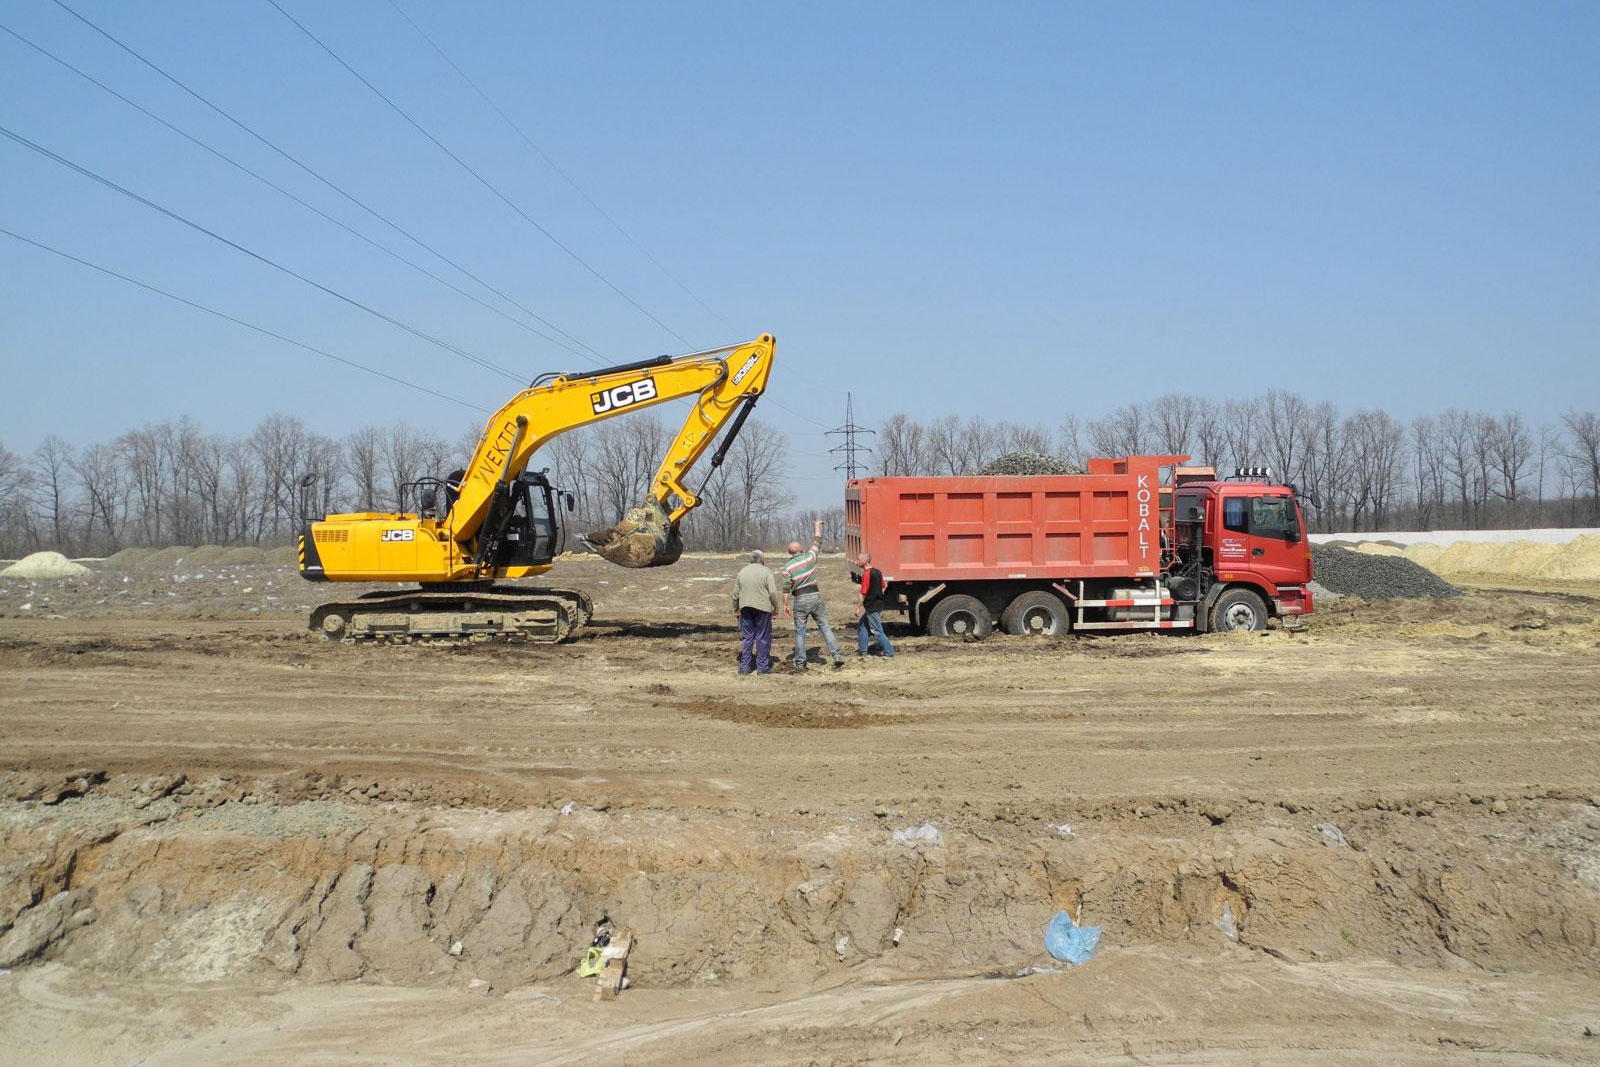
[385,0,736,338]
[267,0,695,350]
[0,226,486,411]
[49,0,609,366]
[0,122,519,382]
[826,392,875,478]
[0,20,601,370]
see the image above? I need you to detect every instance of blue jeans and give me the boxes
[739,607,773,672]
[792,592,842,665]
[857,611,894,656]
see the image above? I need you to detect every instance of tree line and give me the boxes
[878,394,1600,532]
[3,393,1598,557]
[0,411,796,558]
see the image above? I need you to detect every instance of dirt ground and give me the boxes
[2,552,1599,1065]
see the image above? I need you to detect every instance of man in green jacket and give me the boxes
[732,549,781,674]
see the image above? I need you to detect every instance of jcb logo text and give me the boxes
[592,377,658,414]
[381,529,415,542]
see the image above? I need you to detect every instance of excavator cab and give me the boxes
[475,471,563,572]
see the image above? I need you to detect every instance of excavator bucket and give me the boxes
[585,500,684,569]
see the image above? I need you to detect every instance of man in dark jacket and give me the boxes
[854,552,894,658]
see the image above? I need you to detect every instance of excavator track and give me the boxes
[308,586,593,644]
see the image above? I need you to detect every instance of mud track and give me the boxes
[2,555,1598,1064]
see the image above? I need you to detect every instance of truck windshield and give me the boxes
[1222,494,1301,541]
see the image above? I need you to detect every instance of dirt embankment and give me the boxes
[5,769,1599,994]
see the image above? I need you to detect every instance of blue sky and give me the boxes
[2,0,1596,506]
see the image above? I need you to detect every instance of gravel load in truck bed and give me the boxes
[973,451,1083,475]
[1311,543,1461,600]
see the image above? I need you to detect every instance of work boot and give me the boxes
[832,655,845,669]
[794,662,809,673]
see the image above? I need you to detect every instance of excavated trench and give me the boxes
[3,770,1599,992]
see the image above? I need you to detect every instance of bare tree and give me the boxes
[72,443,125,553]
[1222,398,1260,472]
[117,426,169,545]
[1191,400,1227,469]
[794,506,847,549]
[877,414,927,476]
[1439,410,1480,527]
[344,427,384,511]
[381,425,429,513]
[30,435,76,553]
[695,420,792,548]
[1487,413,1532,524]
[997,421,1053,455]
[1535,424,1560,523]
[0,442,35,555]
[1563,411,1600,522]
[1055,415,1084,469]
[1299,403,1346,530]
[1409,416,1444,530]
[965,416,1007,472]
[1086,405,1147,458]
[1343,410,1405,530]
[1149,394,1200,457]
[591,414,668,521]
[1260,390,1310,485]
[925,415,965,475]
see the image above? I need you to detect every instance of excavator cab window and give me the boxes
[496,473,559,567]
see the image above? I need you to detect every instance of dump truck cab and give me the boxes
[1170,468,1314,628]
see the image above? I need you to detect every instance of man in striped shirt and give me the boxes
[781,518,845,671]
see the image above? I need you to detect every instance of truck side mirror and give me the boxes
[563,491,576,512]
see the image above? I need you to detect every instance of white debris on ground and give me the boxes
[0,551,90,579]
[892,823,944,847]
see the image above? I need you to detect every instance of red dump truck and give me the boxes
[844,455,1313,637]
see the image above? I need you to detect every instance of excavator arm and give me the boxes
[449,334,775,567]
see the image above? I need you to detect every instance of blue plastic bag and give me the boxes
[1044,910,1101,965]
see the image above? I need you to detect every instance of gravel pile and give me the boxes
[974,451,1083,475]
[1311,544,1460,600]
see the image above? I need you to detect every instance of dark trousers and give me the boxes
[739,607,773,673]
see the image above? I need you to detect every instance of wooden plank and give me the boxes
[593,927,634,1002]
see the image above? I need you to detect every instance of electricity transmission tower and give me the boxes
[826,393,875,479]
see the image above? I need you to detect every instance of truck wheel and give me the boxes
[1001,591,1069,636]
[1211,588,1268,632]
[926,594,994,639]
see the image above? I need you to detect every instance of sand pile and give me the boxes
[0,551,91,579]
[1405,535,1600,582]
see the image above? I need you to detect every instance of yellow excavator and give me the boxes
[297,334,776,642]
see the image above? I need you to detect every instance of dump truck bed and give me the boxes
[845,456,1181,582]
